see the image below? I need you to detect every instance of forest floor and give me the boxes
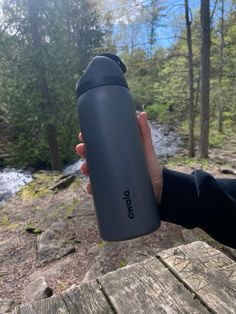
[1,132,236,311]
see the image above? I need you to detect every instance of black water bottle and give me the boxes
[76,53,160,241]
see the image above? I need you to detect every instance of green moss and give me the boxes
[7,223,20,230]
[65,197,79,218]
[98,240,105,248]
[58,281,67,292]
[119,260,126,268]
[19,172,63,201]
[70,177,81,189]
[20,185,50,201]
[1,215,9,226]
[25,222,42,234]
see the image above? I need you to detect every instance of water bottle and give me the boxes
[76,53,160,241]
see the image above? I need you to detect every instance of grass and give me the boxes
[65,197,79,218]
[166,156,210,170]
[119,260,126,268]
[25,222,42,235]
[209,129,229,148]
[98,240,105,248]
[1,215,9,226]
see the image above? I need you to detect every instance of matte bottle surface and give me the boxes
[77,85,160,241]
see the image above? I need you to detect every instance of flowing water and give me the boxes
[0,122,181,203]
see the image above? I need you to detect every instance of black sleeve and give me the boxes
[159,168,236,248]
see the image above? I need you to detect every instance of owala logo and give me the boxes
[123,190,134,219]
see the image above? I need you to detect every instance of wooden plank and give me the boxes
[16,280,113,314]
[16,295,69,314]
[98,257,210,314]
[61,280,114,314]
[158,241,236,314]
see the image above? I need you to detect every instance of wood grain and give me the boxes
[16,295,68,314]
[61,280,114,314]
[13,242,236,314]
[98,257,210,314]
[14,280,113,314]
[158,241,236,314]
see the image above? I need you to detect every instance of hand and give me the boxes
[75,112,163,204]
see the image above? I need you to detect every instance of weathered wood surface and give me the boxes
[12,281,113,314]
[158,241,236,314]
[12,241,236,314]
[98,257,209,313]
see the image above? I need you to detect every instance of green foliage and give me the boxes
[119,260,126,268]
[0,0,235,165]
[209,130,227,148]
[98,240,105,248]
[25,222,42,235]
[1,215,9,226]
[0,0,104,169]
[65,197,79,218]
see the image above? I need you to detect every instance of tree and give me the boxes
[198,0,211,158]
[184,0,195,157]
[0,0,103,169]
[217,0,225,132]
[27,0,62,171]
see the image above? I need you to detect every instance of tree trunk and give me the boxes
[194,70,200,111]
[198,0,211,159]
[27,0,62,170]
[217,0,225,133]
[148,0,158,58]
[184,0,195,157]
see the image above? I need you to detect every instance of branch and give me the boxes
[210,0,219,22]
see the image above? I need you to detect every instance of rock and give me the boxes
[0,192,11,203]
[50,175,75,191]
[82,261,103,282]
[182,229,197,243]
[0,300,15,313]
[83,240,161,283]
[219,167,236,175]
[87,244,99,255]
[24,277,53,303]
[222,246,236,261]
[0,239,12,255]
[37,229,75,265]
[29,256,74,282]
[126,251,154,265]
[50,221,67,234]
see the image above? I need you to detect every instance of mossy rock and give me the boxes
[19,171,65,201]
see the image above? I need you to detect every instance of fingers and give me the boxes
[86,182,92,194]
[75,143,86,158]
[80,161,89,176]
[78,132,83,142]
[137,112,154,153]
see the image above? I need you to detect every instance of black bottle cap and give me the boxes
[76,54,128,98]
[98,53,126,73]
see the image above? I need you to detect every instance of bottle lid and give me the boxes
[76,54,128,98]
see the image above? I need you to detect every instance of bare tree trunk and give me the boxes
[27,0,62,170]
[194,70,200,110]
[198,0,211,159]
[148,0,158,58]
[217,0,225,133]
[184,0,195,157]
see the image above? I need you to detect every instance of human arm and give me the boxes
[160,168,236,248]
[76,111,236,248]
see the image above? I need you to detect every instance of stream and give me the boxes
[0,122,181,204]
